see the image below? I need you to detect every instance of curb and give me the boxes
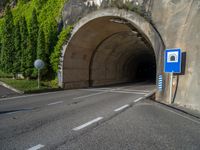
[153,100,200,120]
[0,81,24,94]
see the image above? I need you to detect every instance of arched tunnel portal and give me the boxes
[61,9,165,99]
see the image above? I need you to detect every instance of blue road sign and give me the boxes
[164,48,182,73]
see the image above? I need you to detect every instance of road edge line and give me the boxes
[0,81,23,94]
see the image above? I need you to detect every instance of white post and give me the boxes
[169,72,173,103]
[38,69,40,89]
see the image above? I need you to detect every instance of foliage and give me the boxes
[50,26,72,72]
[28,8,38,64]
[27,8,39,77]
[0,0,68,80]
[13,21,22,75]
[20,16,29,76]
[37,26,46,61]
[0,70,12,78]
[0,6,15,74]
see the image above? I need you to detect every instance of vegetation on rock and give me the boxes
[0,0,71,82]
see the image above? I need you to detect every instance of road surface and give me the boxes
[0,83,200,150]
[0,85,19,98]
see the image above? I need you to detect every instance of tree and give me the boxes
[45,22,58,78]
[20,16,29,77]
[13,21,22,76]
[27,8,39,77]
[37,26,47,77]
[1,5,15,73]
[37,26,46,61]
[29,8,39,64]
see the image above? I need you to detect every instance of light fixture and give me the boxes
[109,18,128,24]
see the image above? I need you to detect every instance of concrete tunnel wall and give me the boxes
[60,0,200,111]
[60,9,165,100]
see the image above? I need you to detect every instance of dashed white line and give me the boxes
[134,97,143,103]
[47,101,63,106]
[73,117,103,131]
[114,104,129,112]
[28,144,44,150]
[73,91,107,100]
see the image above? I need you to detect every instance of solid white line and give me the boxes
[145,93,152,97]
[73,91,107,100]
[81,89,107,92]
[114,104,129,112]
[0,91,65,101]
[82,89,148,95]
[119,89,150,93]
[28,144,45,150]
[73,117,103,131]
[160,106,200,125]
[134,97,143,103]
[110,90,147,95]
[47,101,63,106]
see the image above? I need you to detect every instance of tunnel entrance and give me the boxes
[88,18,156,87]
[61,9,164,90]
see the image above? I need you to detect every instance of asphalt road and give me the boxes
[0,85,19,98]
[0,82,200,150]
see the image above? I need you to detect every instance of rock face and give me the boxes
[62,0,152,26]
[61,0,200,111]
[0,0,17,17]
[0,0,7,15]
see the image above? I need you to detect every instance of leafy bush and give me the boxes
[50,26,72,72]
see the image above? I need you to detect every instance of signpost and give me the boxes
[164,48,182,103]
[34,59,45,89]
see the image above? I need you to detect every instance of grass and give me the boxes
[0,70,13,78]
[0,78,61,93]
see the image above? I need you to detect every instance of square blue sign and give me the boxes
[164,48,182,73]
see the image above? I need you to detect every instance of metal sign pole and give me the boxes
[169,72,173,103]
[38,69,40,89]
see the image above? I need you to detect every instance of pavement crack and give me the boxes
[0,107,38,115]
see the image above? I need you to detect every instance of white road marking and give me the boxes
[119,89,150,93]
[73,117,103,131]
[160,106,200,125]
[83,88,149,94]
[110,90,147,95]
[73,91,107,100]
[0,90,72,101]
[114,104,129,112]
[47,101,63,106]
[28,144,44,150]
[145,92,154,97]
[134,97,143,103]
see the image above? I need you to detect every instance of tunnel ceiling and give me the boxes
[62,16,157,88]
